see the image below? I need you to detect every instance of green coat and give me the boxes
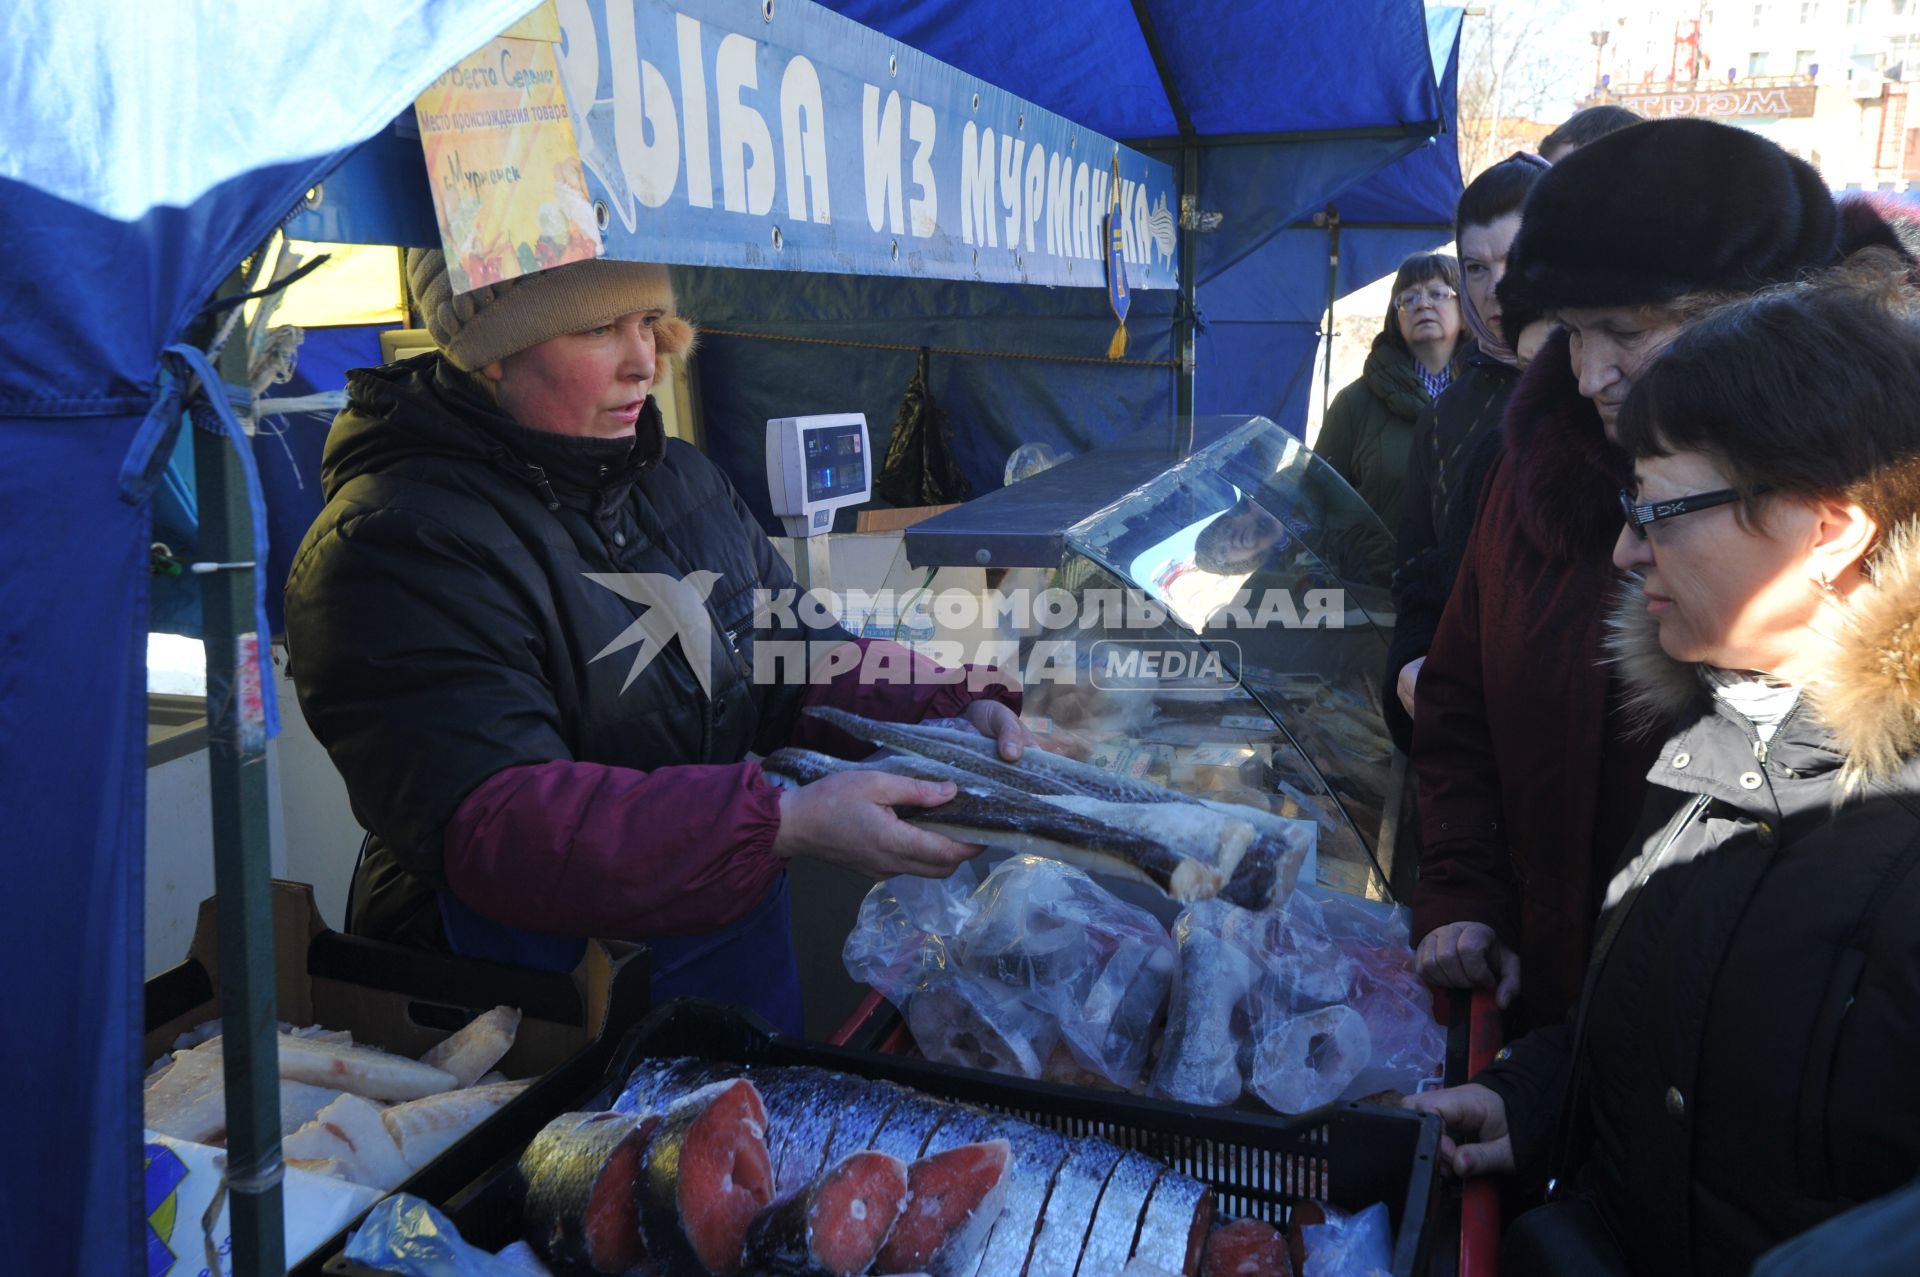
[1315,333,1434,530]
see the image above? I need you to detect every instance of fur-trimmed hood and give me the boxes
[1499,327,1634,561]
[1605,524,1920,784]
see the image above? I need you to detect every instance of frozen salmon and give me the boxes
[1027,1139,1126,1277]
[1201,1218,1289,1277]
[1074,1152,1160,1277]
[874,1140,1012,1277]
[1133,1171,1215,1277]
[518,1110,660,1274]
[639,1078,775,1275]
[742,1149,911,1276]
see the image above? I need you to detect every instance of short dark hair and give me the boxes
[1455,154,1548,240]
[1379,252,1462,353]
[1617,260,1920,567]
[1540,105,1643,162]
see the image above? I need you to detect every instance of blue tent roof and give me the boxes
[827,0,1445,140]
[0,2,1460,1268]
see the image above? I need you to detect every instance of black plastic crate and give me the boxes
[320,998,1441,1276]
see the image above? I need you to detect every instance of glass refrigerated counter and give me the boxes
[849,415,1403,900]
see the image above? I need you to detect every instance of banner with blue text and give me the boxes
[551,0,1180,289]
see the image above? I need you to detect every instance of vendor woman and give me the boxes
[284,252,1026,1034]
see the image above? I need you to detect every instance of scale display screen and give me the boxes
[804,423,866,502]
[767,411,870,537]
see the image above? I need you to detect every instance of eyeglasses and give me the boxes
[1618,486,1771,538]
[1394,287,1457,311]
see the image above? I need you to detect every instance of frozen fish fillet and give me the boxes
[147,1047,352,1142]
[420,1006,521,1087]
[198,1032,458,1101]
[143,1049,228,1143]
[284,1093,414,1190]
[384,1079,530,1172]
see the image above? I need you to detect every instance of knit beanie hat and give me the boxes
[405,250,696,371]
[1496,118,1839,345]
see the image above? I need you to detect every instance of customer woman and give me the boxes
[1315,253,1464,530]
[1407,272,1920,1277]
[1383,153,1548,745]
[1408,119,1846,1027]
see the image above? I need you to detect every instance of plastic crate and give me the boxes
[320,998,1442,1276]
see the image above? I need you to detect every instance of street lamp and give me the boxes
[1591,29,1611,95]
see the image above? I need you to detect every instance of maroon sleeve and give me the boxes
[442,759,786,939]
[1409,474,1519,949]
[785,637,1023,758]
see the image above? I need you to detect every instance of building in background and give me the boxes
[1588,0,1920,190]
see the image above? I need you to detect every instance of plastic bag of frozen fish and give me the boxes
[846,857,1176,1088]
[1151,899,1264,1105]
[904,953,1066,1079]
[841,860,982,1003]
[1155,894,1443,1113]
[949,856,1176,1089]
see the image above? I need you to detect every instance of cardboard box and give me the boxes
[142,881,649,1276]
[145,882,646,1079]
[853,503,959,533]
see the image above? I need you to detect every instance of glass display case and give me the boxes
[848,415,1401,900]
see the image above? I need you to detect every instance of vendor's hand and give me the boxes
[1401,1083,1515,1177]
[957,698,1035,762]
[1416,921,1522,1010]
[773,770,980,879]
[1396,656,1425,718]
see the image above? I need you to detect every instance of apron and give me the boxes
[436,874,804,1038]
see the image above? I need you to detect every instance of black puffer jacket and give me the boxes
[1478,537,1920,1276]
[284,355,839,942]
[1382,348,1517,750]
[1314,332,1436,531]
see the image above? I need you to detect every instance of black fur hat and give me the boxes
[1497,119,1838,344]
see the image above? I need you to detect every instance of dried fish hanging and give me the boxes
[876,346,971,507]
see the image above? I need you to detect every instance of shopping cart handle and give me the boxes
[1461,987,1503,1277]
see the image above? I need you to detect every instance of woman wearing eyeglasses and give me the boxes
[1406,270,1920,1277]
[1314,253,1465,529]
[1407,120,1859,1031]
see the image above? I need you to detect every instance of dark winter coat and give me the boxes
[285,355,1009,959]
[1383,348,1518,751]
[1408,329,1665,1030]
[1315,332,1436,532]
[1477,539,1920,1276]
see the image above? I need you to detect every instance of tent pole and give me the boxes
[1126,0,1197,441]
[1177,144,1198,434]
[1322,205,1341,430]
[194,253,287,1277]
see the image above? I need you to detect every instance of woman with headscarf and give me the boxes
[1406,120,1853,1029]
[1315,252,1466,531]
[1407,271,1920,1277]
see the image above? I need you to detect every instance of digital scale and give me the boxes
[765,412,871,593]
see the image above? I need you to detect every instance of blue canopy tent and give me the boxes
[685,1,1465,521]
[0,1,1458,1271]
[0,5,549,1271]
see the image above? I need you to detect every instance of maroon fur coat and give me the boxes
[1408,328,1666,1029]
